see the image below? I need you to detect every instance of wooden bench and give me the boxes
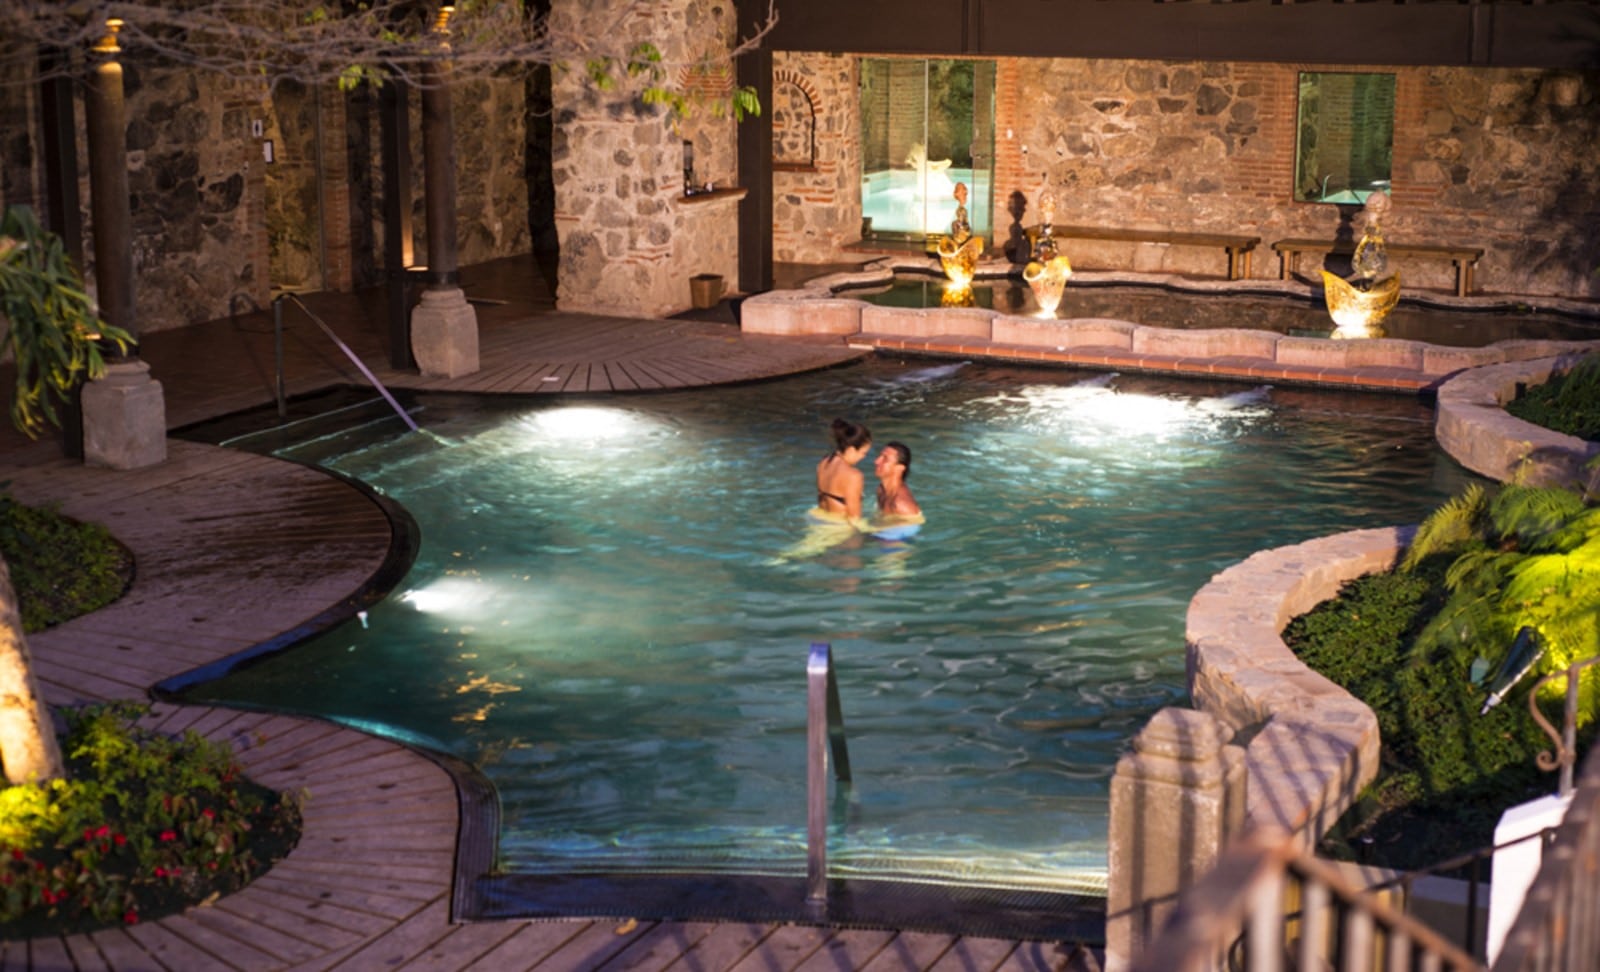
[1028,224,1260,280]
[1272,238,1485,296]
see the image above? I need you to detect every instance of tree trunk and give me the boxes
[0,555,65,784]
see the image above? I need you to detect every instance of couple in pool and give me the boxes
[814,417,923,537]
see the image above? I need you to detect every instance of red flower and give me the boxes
[95,825,111,839]
[201,808,216,820]
[123,909,139,925]
[159,830,177,842]
[10,848,23,861]
[113,833,127,846]
[153,866,167,878]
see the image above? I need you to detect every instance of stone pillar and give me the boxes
[1105,707,1247,972]
[409,7,479,379]
[82,17,166,469]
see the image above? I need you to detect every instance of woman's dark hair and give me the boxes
[830,418,871,453]
[886,440,912,479]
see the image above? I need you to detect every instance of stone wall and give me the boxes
[549,0,740,317]
[772,53,861,264]
[775,53,1600,301]
[3,51,532,334]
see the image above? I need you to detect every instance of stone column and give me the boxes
[1105,707,1247,972]
[81,17,167,469]
[408,5,479,379]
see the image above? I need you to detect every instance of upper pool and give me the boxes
[840,273,1600,347]
[174,359,1476,913]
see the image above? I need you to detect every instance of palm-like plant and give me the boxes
[1403,482,1600,722]
[0,206,134,439]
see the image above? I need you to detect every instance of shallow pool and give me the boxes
[177,359,1476,896]
[843,274,1600,347]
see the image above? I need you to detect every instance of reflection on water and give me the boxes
[178,360,1478,894]
[844,275,1600,347]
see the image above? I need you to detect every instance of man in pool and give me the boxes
[872,440,924,541]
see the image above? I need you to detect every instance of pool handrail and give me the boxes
[806,641,851,909]
[272,292,420,434]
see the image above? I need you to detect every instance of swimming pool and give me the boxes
[173,359,1476,916]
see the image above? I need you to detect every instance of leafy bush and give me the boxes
[0,494,133,632]
[1285,558,1554,868]
[1287,480,1599,869]
[1507,352,1600,441]
[0,704,300,937]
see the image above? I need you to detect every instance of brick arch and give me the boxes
[772,69,818,169]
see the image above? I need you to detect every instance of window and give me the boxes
[1293,72,1395,205]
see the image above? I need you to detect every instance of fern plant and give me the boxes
[0,206,134,439]
[1403,482,1600,723]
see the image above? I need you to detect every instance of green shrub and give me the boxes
[0,704,300,937]
[0,494,132,632]
[1287,558,1555,868]
[1506,353,1600,441]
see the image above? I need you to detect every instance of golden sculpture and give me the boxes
[1321,190,1399,338]
[937,182,984,287]
[1023,255,1073,316]
[1321,270,1400,339]
[940,283,977,308]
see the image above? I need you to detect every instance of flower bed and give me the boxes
[0,704,300,937]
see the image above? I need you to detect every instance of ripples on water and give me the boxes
[180,360,1478,893]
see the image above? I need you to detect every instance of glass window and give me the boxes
[1293,72,1395,205]
[859,58,995,241]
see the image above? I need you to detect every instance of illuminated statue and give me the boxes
[1021,182,1072,315]
[1323,190,1399,338]
[937,181,984,287]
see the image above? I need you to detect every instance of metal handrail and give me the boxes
[272,292,419,433]
[806,641,851,908]
[1527,654,1600,797]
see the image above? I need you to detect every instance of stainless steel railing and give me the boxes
[806,641,851,910]
[272,292,418,433]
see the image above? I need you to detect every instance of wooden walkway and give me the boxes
[0,260,1098,970]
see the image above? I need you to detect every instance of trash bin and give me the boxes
[689,273,725,310]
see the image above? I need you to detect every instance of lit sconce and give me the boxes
[433,4,456,34]
[93,17,124,54]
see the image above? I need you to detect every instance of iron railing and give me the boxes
[1131,829,1480,972]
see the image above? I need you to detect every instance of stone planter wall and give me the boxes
[1185,527,1408,846]
[1434,353,1600,490]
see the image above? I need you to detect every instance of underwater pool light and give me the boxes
[526,405,644,442]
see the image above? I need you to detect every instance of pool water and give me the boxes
[846,274,1600,347]
[177,359,1477,896]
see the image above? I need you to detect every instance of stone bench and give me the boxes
[1027,224,1260,280]
[1272,238,1484,296]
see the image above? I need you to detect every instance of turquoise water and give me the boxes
[178,359,1476,895]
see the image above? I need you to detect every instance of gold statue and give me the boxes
[1023,255,1073,316]
[1322,190,1398,338]
[937,182,984,287]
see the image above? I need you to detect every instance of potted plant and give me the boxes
[0,205,133,439]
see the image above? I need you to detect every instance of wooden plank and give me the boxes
[993,941,1101,972]
[383,918,528,971]
[227,884,399,937]
[725,924,832,972]
[25,936,77,972]
[179,905,330,965]
[60,932,116,972]
[84,928,163,971]
[662,922,776,971]
[459,920,594,972]
[304,897,455,972]
[122,919,242,971]
[527,919,656,972]
[214,890,368,951]
[600,921,720,971]
[926,936,1019,972]
[858,931,958,971]
[792,929,897,971]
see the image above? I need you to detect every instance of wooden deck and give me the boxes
[0,259,1100,971]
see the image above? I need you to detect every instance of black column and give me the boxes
[736,2,773,296]
[84,19,136,354]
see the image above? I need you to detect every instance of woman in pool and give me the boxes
[815,418,872,524]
